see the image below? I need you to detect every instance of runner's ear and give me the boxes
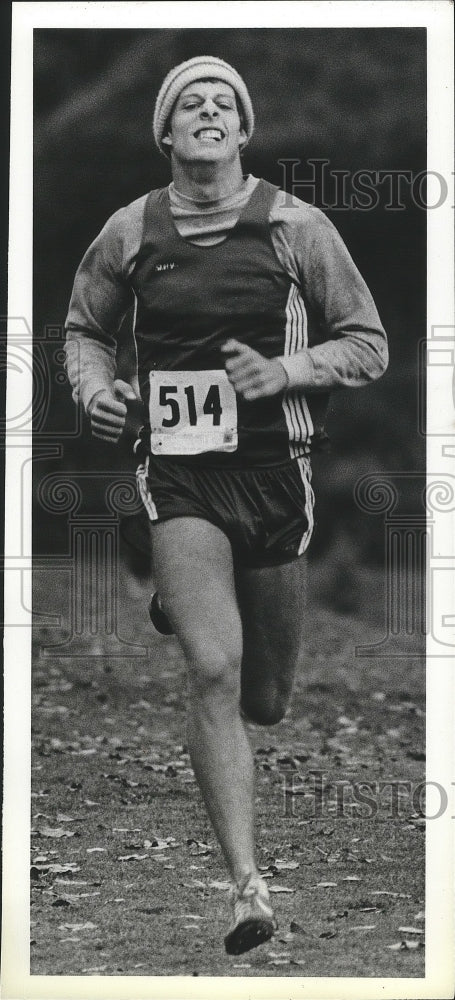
[162,133,173,147]
[238,126,247,151]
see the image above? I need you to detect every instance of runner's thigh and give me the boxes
[150,516,242,670]
[236,556,307,697]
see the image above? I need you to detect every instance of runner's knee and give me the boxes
[186,642,241,696]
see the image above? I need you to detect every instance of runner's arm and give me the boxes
[271,198,388,391]
[64,203,142,412]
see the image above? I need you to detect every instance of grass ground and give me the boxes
[31,562,425,979]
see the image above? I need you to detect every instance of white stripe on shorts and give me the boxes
[136,456,158,521]
[296,455,315,555]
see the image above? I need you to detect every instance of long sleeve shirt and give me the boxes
[65,174,387,418]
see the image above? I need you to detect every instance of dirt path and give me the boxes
[31,569,425,978]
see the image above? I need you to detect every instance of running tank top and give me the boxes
[131,178,324,467]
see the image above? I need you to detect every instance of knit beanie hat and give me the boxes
[153,55,255,156]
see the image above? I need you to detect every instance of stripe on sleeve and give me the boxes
[282,284,314,458]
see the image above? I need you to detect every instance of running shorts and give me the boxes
[136,455,314,568]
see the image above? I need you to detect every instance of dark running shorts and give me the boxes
[136,455,314,568]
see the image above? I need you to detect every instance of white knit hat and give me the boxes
[153,55,255,156]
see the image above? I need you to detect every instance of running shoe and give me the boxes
[224,873,276,955]
[148,592,174,635]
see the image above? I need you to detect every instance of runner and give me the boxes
[64,55,388,954]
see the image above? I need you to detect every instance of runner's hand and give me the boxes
[222,339,288,400]
[88,379,137,442]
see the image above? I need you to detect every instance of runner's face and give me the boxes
[163,80,246,164]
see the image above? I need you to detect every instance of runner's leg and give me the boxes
[236,557,307,725]
[150,516,259,885]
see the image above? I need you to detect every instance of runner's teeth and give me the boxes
[196,129,223,140]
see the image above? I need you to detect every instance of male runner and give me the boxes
[65,56,388,955]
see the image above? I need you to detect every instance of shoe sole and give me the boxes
[148,593,174,635]
[224,917,275,955]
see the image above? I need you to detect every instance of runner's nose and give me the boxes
[200,100,219,119]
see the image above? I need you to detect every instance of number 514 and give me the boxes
[159,384,222,427]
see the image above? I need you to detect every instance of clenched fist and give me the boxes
[87,379,137,442]
[222,339,288,401]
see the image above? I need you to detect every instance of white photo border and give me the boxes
[3,2,454,998]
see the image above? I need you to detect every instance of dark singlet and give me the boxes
[131,179,327,467]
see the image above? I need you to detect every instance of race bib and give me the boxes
[148,370,238,455]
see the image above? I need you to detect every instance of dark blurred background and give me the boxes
[33,29,426,607]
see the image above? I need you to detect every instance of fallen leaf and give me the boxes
[350,925,376,931]
[268,885,296,894]
[260,860,300,872]
[186,838,213,856]
[143,837,177,851]
[59,922,97,931]
[268,950,291,958]
[316,882,337,888]
[372,891,410,898]
[51,898,71,907]
[290,920,309,934]
[208,881,231,891]
[319,929,337,939]
[39,826,75,839]
[268,958,290,966]
[233,963,251,969]
[117,853,149,862]
[414,911,425,921]
[342,876,362,882]
[398,926,424,934]
[54,879,89,886]
[86,847,106,854]
[36,704,68,714]
[32,863,80,875]
[61,892,101,900]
